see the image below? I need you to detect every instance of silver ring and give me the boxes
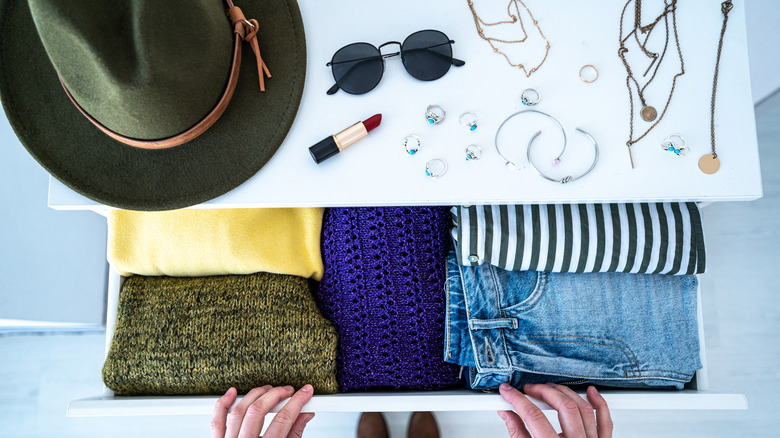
[579,65,598,83]
[459,112,478,131]
[527,128,598,184]
[661,134,689,156]
[521,88,540,106]
[425,157,447,178]
[465,144,482,161]
[403,134,421,156]
[426,105,446,125]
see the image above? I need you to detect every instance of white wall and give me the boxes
[0,117,107,324]
[0,1,778,324]
[745,0,780,103]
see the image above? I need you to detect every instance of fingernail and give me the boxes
[499,382,512,391]
[304,414,315,424]
[590,386,599,395]
[301,384,313,393]
[523,383,534,391]
[224,387,234,396]
[284,385,294,392]
[545,382,556,387]
[497,411,509,421]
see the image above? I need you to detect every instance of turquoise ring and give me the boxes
[521,88,540,106]
[404,134,421,155]
[661,134,689,157]
[465,144,482,161]
[425,157,447,179]
[425,104,446,125]
[459,112,478,131]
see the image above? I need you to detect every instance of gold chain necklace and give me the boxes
[466,0,550,77]
[699,0,734,175]
[618,0,684,168]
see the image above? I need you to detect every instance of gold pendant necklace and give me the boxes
[618,0,684,168]
[700,0,733,175]
[466,0,550,77]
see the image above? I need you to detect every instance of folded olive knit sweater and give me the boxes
[103,272,339,395]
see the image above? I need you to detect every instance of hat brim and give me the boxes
[0,0,305,211]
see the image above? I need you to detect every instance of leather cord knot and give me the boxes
[228,6,271,91]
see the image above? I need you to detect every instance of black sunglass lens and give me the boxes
[401,30,453,81]
[330,43,384,95]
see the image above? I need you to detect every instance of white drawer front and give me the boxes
[67,270,746,417]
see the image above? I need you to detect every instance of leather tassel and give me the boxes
[228,6,272,91]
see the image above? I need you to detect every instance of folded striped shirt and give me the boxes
[451,203,705,275]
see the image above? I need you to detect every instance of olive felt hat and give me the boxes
[0,0,306,210]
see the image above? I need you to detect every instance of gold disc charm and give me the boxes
[641,106,657,122]
[698,154,721,174]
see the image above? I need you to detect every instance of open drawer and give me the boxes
[67,269,747,417]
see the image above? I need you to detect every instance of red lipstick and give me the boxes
[309,114,382,164]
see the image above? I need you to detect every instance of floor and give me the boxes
[1,94,779,437]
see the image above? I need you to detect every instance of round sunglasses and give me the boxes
[326,29,466,95]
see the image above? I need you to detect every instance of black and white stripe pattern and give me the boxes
[452,203,705,275]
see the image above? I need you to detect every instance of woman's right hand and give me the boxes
[498,382,613,438]
[211,385,315,438]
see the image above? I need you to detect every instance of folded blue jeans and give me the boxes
[445,250,702,390]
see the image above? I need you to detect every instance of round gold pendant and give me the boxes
[641,106,657,122]
[698,154,721,174]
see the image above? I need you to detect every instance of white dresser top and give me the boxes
[48,0,761,210]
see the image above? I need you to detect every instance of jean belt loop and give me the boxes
[468,317,518,330]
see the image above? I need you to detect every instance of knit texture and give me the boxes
[103,272,339,395]
[317,207,461,392]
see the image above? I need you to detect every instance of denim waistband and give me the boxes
[445,249,701,390]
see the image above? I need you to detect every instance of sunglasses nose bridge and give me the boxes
[378,41,402,59]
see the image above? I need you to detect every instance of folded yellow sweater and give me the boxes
[108,208,324,280]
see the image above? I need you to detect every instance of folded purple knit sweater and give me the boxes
[317,207,462,392]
